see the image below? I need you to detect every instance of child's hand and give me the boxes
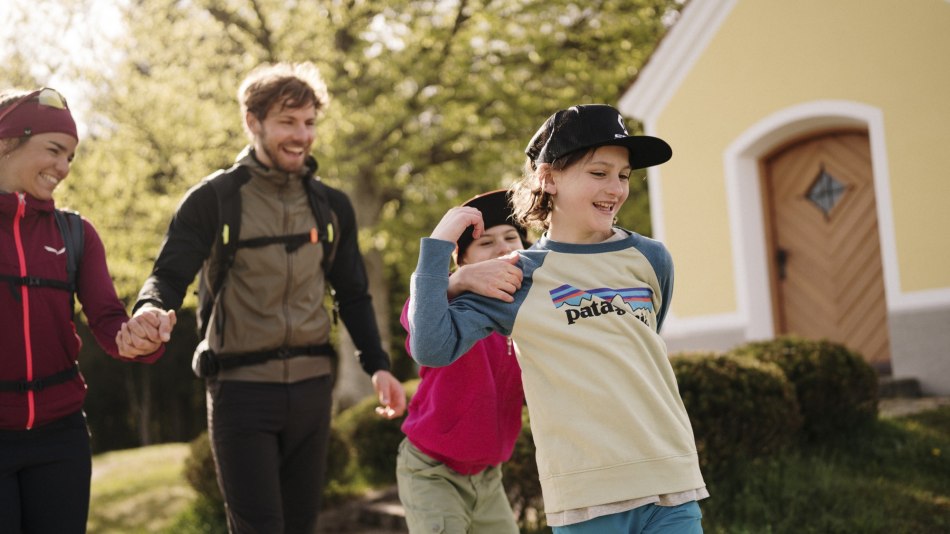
[431,206,484,243]
[449,254,523,302]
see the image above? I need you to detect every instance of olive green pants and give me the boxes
[396,438,519,534]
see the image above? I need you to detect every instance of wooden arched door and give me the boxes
[762,130,890,371]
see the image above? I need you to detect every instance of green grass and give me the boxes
[87,442,195,534]
[87,408,950,533]
[702,407,950,533]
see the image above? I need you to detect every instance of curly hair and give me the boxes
[238,62,330,139]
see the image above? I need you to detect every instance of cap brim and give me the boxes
[595,135,672,170]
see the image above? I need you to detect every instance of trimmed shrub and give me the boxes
[333,379,419,486]
[184,424,351,506]
[730,336,879,442]
[325,423,352,486]
[671,352,802,472]
[183,431,222,507]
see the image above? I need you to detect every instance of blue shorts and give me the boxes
[552,501,703,534]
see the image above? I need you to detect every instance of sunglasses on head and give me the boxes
[35,88,69,110]
[0,88,69,124]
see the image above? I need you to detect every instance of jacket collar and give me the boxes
[0,190,56,218]
[234,146,319,187]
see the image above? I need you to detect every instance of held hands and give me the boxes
[372,370,407,419]
[449,253,523,302]
[116,306,177,359]
[430,206,484,243]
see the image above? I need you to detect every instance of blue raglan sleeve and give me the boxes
[408,238,519,367]
[657,253,673,331]
[647,241,674,332]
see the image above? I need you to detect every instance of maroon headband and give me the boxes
[0,88,78,140]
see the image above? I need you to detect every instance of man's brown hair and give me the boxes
[238,62,329,139]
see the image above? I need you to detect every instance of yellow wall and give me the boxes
[657,0,950,317]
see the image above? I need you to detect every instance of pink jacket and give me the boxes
[400,299,523,475]
[0,192,162,430]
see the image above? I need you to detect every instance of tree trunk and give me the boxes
[125,368,152,446]
[138,370,152,445]
[333,246,391,410]
[332,174,391,411]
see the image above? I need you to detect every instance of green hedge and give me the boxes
[182,338,881,528]
[332,379,419,487]
[183,431,222,508]
[183,423,352,510]
[729,336,879,441]
[672,352,802,473]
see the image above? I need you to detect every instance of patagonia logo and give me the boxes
[44,245,66,255]
[549,284,655,327]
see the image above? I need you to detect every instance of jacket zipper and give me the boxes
[13,193,36,429]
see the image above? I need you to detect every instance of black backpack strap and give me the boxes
[0,273,72,298]
[304,177,340,322]
[0,363,80,393]
[53,209,84,314]
[237,232,315,253]
[197,165,251,338]
[304,177,337,273]
[209,165,250,298]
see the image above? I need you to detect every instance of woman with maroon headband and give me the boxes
[0,87,174,533]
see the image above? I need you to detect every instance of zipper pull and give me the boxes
[16,192,26,216]
[507,336,513,357]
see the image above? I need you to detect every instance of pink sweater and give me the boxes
[400,299,523,475]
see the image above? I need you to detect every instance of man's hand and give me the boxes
[371,370,407,419]
[116,306,177,358]
[449,253,523,302]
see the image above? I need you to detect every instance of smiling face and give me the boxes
[0,132,77,201]
[247,101,316,173]
[459,224,525,266]
[545,145,631,244]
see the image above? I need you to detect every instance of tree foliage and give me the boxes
[1,0,682,449]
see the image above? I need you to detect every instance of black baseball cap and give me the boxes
[456,189,528,262]
[525,104,672,170]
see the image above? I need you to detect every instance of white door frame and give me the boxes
[722,100,899,340]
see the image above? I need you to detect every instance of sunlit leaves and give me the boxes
[4,0,681,324]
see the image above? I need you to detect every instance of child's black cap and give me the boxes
[525,104,672,170]
[456,189,528,263]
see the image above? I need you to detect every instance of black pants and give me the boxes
[207,376,333,534]
[0,411,92,533]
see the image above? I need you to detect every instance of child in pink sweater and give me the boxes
[397,189,527,534]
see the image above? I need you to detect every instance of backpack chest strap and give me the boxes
[0,364,80,393]
[236,229,320,253]
[1,274,73,300]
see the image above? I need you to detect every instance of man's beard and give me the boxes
[262,143,306,174]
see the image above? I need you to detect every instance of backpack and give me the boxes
[1,208,83,315]
[196,164,338,338]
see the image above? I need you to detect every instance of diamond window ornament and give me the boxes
[806,167,846,217]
